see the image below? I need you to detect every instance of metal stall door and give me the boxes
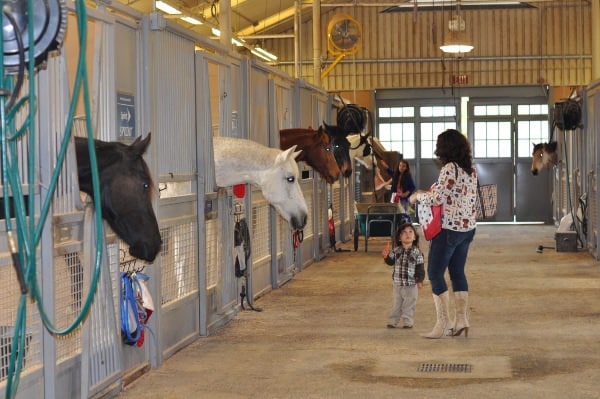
[199,54,240,333]
[314,91,331,259]
[80,17,124,398]
[553,123,586,239]
[272,76,296,287]
[248,63,274,300]
[294,84,316,269]
[146,23,199,360]
[469,99,552,222]
[39,10,123,399]
[586,82,600,258]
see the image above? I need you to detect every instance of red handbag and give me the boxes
[416,182,443,241]
[418,203,443,241]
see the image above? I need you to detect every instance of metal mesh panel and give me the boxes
[48,56,81,215]
[87,242,121,394]
[160,222,198,304]
[301,180,314,236]
[204,219,220,291]
[0,256,42,382]
[590,173,598,252]
[332,183,341,221]
[54,251,83,361]
[345,177,354,225]
[251,203,271,262]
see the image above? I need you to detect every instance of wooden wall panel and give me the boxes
[269,1,591,92]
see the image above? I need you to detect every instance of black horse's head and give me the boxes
[75,134,162,262]
[322,122,352,178]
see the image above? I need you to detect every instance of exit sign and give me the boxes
[451,74,468,85]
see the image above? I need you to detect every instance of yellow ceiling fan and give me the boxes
[321,13,362,80]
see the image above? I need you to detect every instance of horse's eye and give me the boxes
[143,183,150,189]
[287,176,295,183]
[325,147,331,152]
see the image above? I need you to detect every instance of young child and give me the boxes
[381,223,425,329]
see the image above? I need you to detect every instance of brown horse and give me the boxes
[322,122,353,178]
[280,127,341,184]
[531,141,558,175]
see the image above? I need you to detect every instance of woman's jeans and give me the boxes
[427,228,476,295]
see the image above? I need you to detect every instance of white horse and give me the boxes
[213,136,308,230]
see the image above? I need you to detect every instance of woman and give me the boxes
[390,160,416,210]
[409,129,478,339]
[380,158,415,210]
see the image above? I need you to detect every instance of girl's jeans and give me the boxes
[427,228,476,295]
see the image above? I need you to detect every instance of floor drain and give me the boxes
[417,363,473,373]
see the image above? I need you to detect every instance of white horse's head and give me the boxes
[261,145,308,230]
[213,137,308,230]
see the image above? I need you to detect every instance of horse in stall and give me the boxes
[213,136,308,230]
[322,122,353,178]
[531,141,558,175]
[347,133,374,169]
[75,134,162,262]
[280,127,341,184]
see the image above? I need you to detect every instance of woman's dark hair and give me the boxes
[394,222,419,248]
[434,129,474,174]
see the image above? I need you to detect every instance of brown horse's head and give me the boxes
[322,122,353,178]
[75,134,162,261]
[280,127,341,183]
[531,141,558,175]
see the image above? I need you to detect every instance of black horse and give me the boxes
[75,134,161,262]
[323,122,352,178]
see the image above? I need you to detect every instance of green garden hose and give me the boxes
[2,0,104,397]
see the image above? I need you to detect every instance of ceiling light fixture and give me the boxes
[251,46,278,62]
[440,2,473,55]
[155,1,181,15]
[180,16,202,25]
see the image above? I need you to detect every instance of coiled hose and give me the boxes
[1,0,103,397]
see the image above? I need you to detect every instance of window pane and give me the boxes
[379,108,390,118]
[473,121,511,158]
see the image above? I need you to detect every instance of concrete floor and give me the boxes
[117,224,600,399]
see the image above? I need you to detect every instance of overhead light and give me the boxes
[440,30,474,54]
[440,11,473,55]
[156,1,181,15]
[232,38,245,47]
[181,16,202,25]
[211,28,246,47]
[251,46,278,62]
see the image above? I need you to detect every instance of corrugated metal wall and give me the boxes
[268,1,592,90]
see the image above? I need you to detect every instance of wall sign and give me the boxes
[117,92,136,138]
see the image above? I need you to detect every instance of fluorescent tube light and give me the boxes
[156,1,181,15]
[251,46,277,62]
[181,16,202,25]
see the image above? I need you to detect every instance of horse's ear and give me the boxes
[277,145,299,163]
[130,133,151,156]
[547,141,558,152]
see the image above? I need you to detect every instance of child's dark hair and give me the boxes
[393,222,419,248]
